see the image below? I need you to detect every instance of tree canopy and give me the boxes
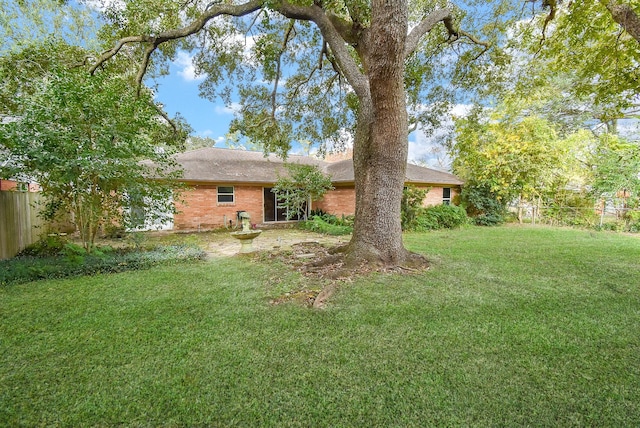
[0,40,187,252]
[591,134,640,213]
[496,0,640,128]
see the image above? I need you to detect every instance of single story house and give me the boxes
[170,147,463,230]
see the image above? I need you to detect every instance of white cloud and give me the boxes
[84,0,125,12]
[214,103,242,115]
[174,51,206,82]
[408,130,450,170]
[408,103,472,170]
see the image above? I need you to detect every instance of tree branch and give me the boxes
[602,0,640,44]
[405,9,451,58]
[540,0,557,43]
[326,12,360,45]
[343,0,367,29]
[90,36,153,75]
[278,1,369,99]
[405,9,490,60]
[90,0,264,90]
[152,102,179,134]
[272,20,296,118]
[90,0,367,103]
[457,30,491,60]
[136,44,157,97]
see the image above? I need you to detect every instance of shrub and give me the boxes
[624,210,640,232]
[411,204,469,231]
[300,215,353,236]
[473,212,507,227]
[1,245,207,286]
[597,221,624,232]
[16,234,68,258]
[309,209,328,218]
[401,185,429,231]
[542,191,598,227]
[460,183,506,226]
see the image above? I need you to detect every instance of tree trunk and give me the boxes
[603,0,640,44]
[346,0,412,266]
[517,195,523,224]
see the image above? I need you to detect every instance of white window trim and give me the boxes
[442,187,452,205]
[217,186,235,204]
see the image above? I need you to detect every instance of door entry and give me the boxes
[263,188,306,222]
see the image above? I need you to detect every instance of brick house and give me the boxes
[169,147,463,230]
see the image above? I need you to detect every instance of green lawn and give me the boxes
[1,226,639,426]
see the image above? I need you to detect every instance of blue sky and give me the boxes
[152,52,232,146]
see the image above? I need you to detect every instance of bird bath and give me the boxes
[230,212,262,253]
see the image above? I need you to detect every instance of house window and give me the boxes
[217,186,234,203]
[17,182,28,192]
[442,187,451,205]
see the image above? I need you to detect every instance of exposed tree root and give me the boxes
[262,241,429,309]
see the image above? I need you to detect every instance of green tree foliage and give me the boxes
[452,110,562,203]
[0,41,188,252]
[0,38,87,116]
[500,1,640,128]
[591,134,640,226]
[0,0,99,53]
[273,163,333,220]
[459,182,507,226]
[401,185,428,231]
[452,102,604,225]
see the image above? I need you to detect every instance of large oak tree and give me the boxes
[87,0,491,267]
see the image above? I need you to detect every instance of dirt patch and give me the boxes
[258,240,426,308]
[254,240,359,308]
[204,229,349,259]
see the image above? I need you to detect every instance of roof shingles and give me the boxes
[174,147,463,186]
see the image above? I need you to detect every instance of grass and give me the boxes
[1,226,639,426]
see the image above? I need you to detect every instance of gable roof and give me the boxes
[174,147,463,186]
[175,147,322,183]
[325,158,463,185]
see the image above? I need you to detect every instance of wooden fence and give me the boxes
[0,191,46,260]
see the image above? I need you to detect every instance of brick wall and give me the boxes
[0,180,39,192]
[314,185,461,217]
[174,184,264,230]
[314,186,356,216]
[0,180,16,191]
[422,186,460,206]
[173,182,461,230]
